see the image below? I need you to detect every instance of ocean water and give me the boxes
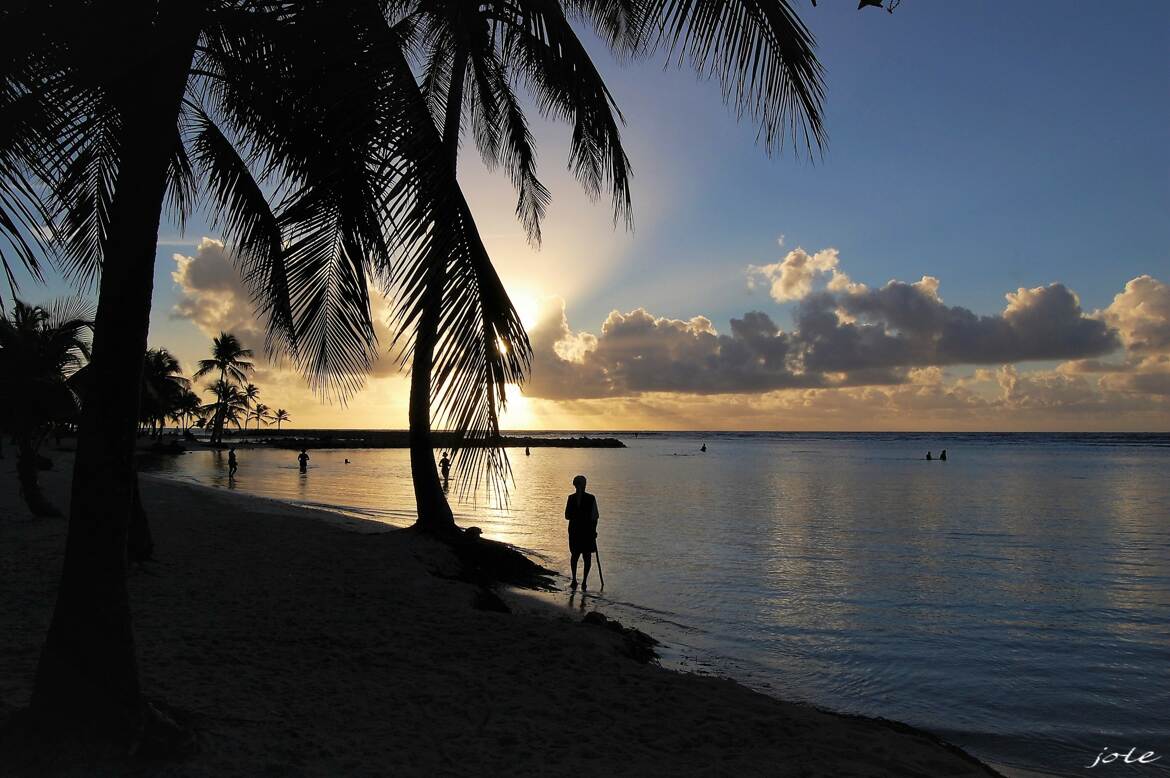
[141,432,1170,776]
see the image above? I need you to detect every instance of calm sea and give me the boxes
[141,432,1170,776]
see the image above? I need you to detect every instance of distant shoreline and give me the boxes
[168,430,626,450]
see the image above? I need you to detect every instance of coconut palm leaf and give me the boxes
[609,0,826,155]
[484,0,634,226]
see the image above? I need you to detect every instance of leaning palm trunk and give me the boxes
[408,47,468,535]
[409,256,455,532]
[31,7,201,741]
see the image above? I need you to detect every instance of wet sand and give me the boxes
[0,455,1001,776]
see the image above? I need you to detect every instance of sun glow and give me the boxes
[499,384,536,430]
[509,289,542,331]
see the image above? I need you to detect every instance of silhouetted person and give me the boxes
[344,458,350,464]
[565,474,599,591]
[940,449,947,461]
[926,451,932,461]
[439,451,451,486]
[228,447,238,479]
[700,443,707,452]
[298,448,309,472]
[525,446,530,456]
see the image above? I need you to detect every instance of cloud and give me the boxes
[171,238,267,347]
[525,271,1126,400]
[1056,274,1170,395]
[170,237,405,380]
[1099,275,1170,354]
[747,247,845,302]
[525,299,826,400]
[799,279,1120,372]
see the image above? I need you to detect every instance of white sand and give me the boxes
[0,453,1001,776]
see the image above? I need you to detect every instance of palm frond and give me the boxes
[465,36,552,245]
[198,2,396,397]
[185,100,295,352]
[562,0,648,55]
[636,0,826,155]
[485,0,634,227]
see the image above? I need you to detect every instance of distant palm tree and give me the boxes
[248,402,271,432]
[194,333,253,445]
[171,388,203,432]
[273,408,290,430]
[200,379,251,439]
[0,298,93,516]
[140,348,189,436]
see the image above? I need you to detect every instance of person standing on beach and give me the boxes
[228,447,238,480]
[298,448,309,473]
[439,451,451,487]
[565,475,599,591]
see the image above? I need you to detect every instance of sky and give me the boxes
[11,1,1170,430]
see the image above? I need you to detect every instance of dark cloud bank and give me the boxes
[525,279,1124,400]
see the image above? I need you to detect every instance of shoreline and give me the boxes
[1,456,1003,776]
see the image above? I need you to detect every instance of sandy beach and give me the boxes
[0,454,1002,776]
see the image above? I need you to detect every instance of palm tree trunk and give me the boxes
[212,369,227,445]
[127,473,154,564]
[410,47,468,535]
[31,5,201,741]
[16,434,58,517]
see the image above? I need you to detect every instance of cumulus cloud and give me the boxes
[526,299,832,400]
[748,247,847,302]
[1100,275,1170,354]
[1056,274,1170,396]
[525,272,1125,400]
[170,237,403,379]
[798,279,1120,372]
[171,238,267,347]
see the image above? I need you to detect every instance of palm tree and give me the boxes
[273,408,290,430]
[0,298,93,517]
[193,333,254,445]
[140,348,189,436]
[391,0,827,532]
[171,388,203,432]
[391,0,629,533]
[248,402,271,432]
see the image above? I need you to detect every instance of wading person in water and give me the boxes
[228,447,238,480]
[565,475,599,591]
[439,451,451,487]
[298,448,309,473]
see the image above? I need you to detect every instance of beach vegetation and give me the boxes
[0,298,92,517]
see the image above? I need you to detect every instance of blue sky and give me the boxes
[545,0,1169,328]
